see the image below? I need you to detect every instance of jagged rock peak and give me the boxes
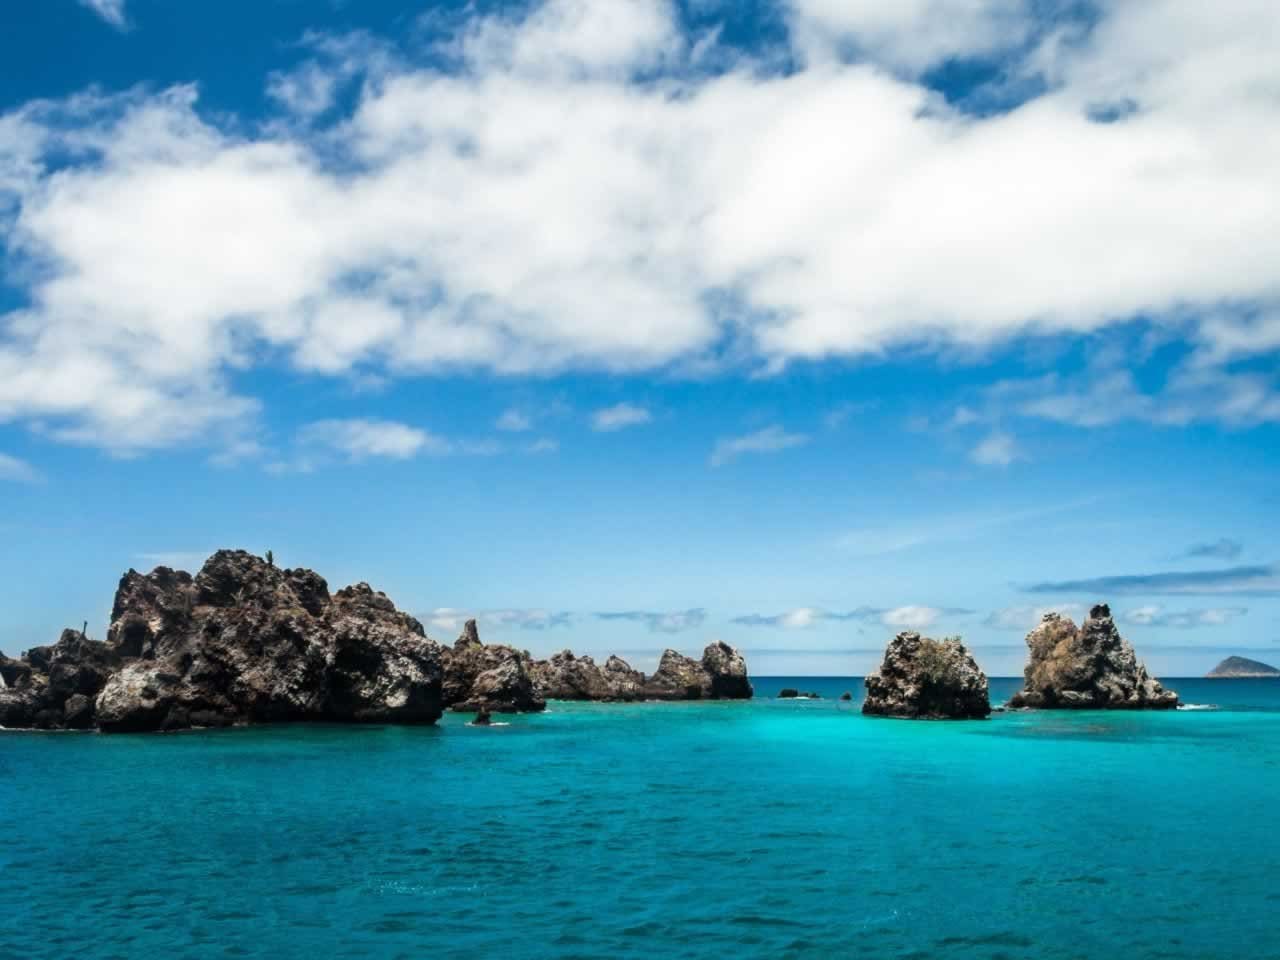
[862,631,990,719]
[1007,603,1178,710]
[1,549,444,733]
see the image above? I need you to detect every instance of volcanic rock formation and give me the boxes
[1,550,445,732]
[1007,604,1178,709]
[862,632,991,719]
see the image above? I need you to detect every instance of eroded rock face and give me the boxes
[0,629,121,730]
[3,550,445,733]
[642,643,754,700]
[441,621,545,713]
[862,632,990,719]
[1007,605,1178,709]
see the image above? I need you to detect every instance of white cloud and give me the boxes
[496,408,533,432]
[881,605,942,630]
[2,0,1279,452]
[0,452,41,484]
[79,0,128,29]
[970,430,1021,467]
[710,425,808,466]
[591,402,652,432]
[299,418,448,460]
[1124,605,1248,628]
[427,607,574,634]
[527,437,559,454]
[788,0,1033,73]
[984,603,1087,630]
[596,608,707,633]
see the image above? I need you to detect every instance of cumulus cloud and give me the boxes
[591,402,652,432]
[1123,605,1248,628]
[710,426,808,467]
[2,0,1279,452]
[596,608,707,633]
[298,418,449,461]
[0,452,42,484]
[79,0,128,29]
[1023,565,1280,596]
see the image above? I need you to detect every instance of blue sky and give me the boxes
[1,0,1277,675]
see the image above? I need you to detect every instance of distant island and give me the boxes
[1206,656,1280,678]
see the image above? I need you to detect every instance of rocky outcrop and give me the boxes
[1008,604,1178,709]
[1206,656,1280,678]
[641,642,754,700]
[862,632,990,719]
[778,688,822,699]
[1,550,445,733]
[0,629,121,730]
[441,621,544,713]
[529,650,645,701]
[1,554,757,730]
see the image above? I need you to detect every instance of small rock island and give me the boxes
[1008,604,1178,709]
[0,550,753,733]
[862,631,991,719]
[1206,656,1280,678]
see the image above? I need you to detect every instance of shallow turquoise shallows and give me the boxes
[3,678,1279,960]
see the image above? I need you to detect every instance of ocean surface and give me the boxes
[3,677,1279,960]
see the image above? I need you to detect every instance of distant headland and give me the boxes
[1206,656,1280,678]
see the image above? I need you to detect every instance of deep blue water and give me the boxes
[3,678,1279,960]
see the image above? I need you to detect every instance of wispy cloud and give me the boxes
[0,453,41,484]
[496,408,533,432]
[591,403,652,432]
[984,603,1088,630]
[79,0,128,29]
[1023,565,1280,596]
[970,430,1021,467]
[427,608,575,634]
[1182,538,1243,561]
[710,426,808,467]
[526,438,559,454]
[733,605,970,631]
[837,497,1101,557]
[1123,605,1248,628]
[596,609,707,633]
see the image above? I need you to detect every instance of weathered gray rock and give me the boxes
[602,655,645,700]
[442,620,545,713]
[1,550,446,733]
[1007,604,1178,709]
[530,650,644,701]
[0,628,121,730]
[702,640,753,699]
[778,688,822,699]
[641,642,753,700]
[862,632,990,719]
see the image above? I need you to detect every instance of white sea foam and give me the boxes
[1177,703,1219,711]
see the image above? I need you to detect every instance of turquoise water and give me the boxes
[3,678,1279,960]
